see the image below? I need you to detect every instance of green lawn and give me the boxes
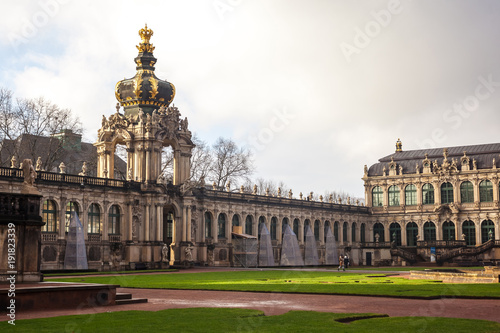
[48,270,500,298]
[7,308,500,333]
[348,266,485,271]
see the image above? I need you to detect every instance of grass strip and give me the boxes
[48,270,500,298]
[6,308,500,333]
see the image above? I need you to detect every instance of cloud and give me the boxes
[2,0,500,198]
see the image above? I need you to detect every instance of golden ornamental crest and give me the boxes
[136,24,155,53]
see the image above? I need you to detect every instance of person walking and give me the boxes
[344,255,349,269]
[338,255,344,271]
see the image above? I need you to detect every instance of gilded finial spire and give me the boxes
[137,24,155,53]
[395,138,402,152]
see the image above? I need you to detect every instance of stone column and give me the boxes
[212,210,218,243]
[434,182,441,204]
[384,222,390,244]
[401,221,407,246]
[145,147,151,183]
[173,149,181,185]
[475,219,481,245]
[298,220,304,245]
[58,198,66,240]
[156,205,162,241]
[181,206,187,242]
[473,180,480,207]
[102,201,109,241]
[128,203,133,241]
[145,204,150,241]
[186,206,192,242]
[319,220,325,245]
[416,184,422,206]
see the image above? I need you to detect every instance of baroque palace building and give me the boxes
[0,26,498,271]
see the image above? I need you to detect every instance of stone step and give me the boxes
[116,298,148,305]
[116,293,132,300]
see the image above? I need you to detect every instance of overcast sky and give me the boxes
[2,0,500,198]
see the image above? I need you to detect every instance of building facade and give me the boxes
[0,27,498,271]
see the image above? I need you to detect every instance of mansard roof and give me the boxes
[367,143,500,177]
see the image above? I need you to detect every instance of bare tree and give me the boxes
[0,88,82,170]
[189,135,213,184]
[209,137,254,188]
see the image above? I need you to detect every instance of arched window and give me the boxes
[293,218,300,237]
[423,221,436,241]
[388,185,400,206]
[372,186,383,206]
[360,223,366,243]
[108,205,120,235]
[462,220,476,246]
[422,183,434,205]
[164,212,174,239]
[218,213,226,238]
[351,222,357,242]
[282,217,289,235]
[88,203,101,234]
[65,201,80,233]
[324,221,331,242]
[303,219,311,239]
[342,222,348,242]
[405,184,417,206]
[481,220,495,243]
[270,217,277,240]
[460,181,474,203]
[42,200,57,233]
[440,182,453,204]
[442,221,455,241]
[314,220,320,241]
[258,216,266,239]
[232,214,240,227]
[333,221,339,241]
[373,223,384,242]
[205,212,212,238]
[406,222,418,246]
[479,180,493,202]
[245,215,253,235]
[389,223,401,246]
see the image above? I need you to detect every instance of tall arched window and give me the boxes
[108,205,120,235]
[462,220,476,246]
[270,217,277,240]
[373,223,384,242]
[232,215,240,231]
[88,203,101,234]
[218,213,226,238]
[440,182,453,204]
[324,221,331,242]
[481,220,495,243]
[333,221,339,241]
[388,185,400,206]
[42,200,57,233]
[304,219,311,239]
[245,215,253,235]
[442,221,455,241]
[342,222,348,242]
[406,222,418,246]
[372,186,383,206]
[65,201,80,233]
[314,220,320,241]
[422,183,434,205]
[351,222,357,242]
[423,221,436,241]
[479,180,493,202]
[360,223,366,243]
[405,184,417,206]
[460,181,474,203]
[293,218,300,237]
[282,217,289,235]
[205,212,212,238]
[389,223,401,246]
[258,216,266,239]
